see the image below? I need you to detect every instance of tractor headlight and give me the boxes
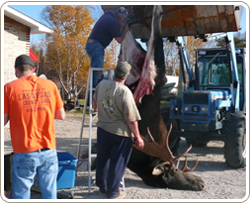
[172,105,178,114]
[201,106,208,113]
[184,106,190,112]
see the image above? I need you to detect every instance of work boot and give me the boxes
[107,191,126,199]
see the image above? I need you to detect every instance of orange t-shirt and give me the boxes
[4,75,64,153]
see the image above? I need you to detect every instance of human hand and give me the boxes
[120,23,129,33]
[134,136,144,150]
[123,24,129,33]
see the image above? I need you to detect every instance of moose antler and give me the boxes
[134,123,198,171]
[176,155,199,172]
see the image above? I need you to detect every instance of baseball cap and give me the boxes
[15,54,34,67]
[114,7,128,19]
[114,61,131,79]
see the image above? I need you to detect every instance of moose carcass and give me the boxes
[121,5,205,191]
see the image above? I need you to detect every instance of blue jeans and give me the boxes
[86,39,105,88]
[12,149,58,199]
[96,128,133,198]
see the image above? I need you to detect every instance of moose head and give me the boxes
[133,124,205,191]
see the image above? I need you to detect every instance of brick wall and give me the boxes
[4,16,30,84]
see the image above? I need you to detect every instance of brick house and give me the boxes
[3,6,52,84]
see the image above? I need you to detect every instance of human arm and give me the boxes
[52,81,66,120]
[4,85,10,126]
[4,114,9,126]
[54,107,65,120]
[93,99,98,112]
[115,24,129,43]
[127,121,144,150]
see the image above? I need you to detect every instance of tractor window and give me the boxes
[236,56,243,87]
[199,57,230,86]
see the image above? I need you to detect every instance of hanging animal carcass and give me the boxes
[82,5,205,191]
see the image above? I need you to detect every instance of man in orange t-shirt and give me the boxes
[4,54,65,199]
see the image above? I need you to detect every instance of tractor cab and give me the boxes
[197,47,245,111]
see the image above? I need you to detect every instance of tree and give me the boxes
[42,5,94,101]
[103,40,120,70]
[215,32,246,48]
[164,36,207,76]
[234,37,246,47]
[186,36,207,70]
[30,39,47,76]
[164,40,179,76]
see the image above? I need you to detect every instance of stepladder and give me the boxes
[76,68,125,194]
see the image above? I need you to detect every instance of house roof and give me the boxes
[4,6,52,34]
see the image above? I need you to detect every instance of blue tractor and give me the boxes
[164,33,246,168]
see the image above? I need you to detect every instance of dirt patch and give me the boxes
[4,113,247,200]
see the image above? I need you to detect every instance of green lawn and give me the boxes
[160,100,170,108]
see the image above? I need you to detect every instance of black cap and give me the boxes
[15,54,34,67]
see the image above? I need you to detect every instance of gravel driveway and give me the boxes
[4,113,247,201]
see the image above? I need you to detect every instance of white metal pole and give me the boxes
[76,70,90,173]
[88,68,93,194]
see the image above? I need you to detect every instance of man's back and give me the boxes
[89,12,121,48]
[94,80,140,137]
[4,75,64,153]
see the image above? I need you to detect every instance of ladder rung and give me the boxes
[83,124,97,127]
[79,154,97,161]
[81,142,97,145]
[85,106,97,110]
[91,111,98,114]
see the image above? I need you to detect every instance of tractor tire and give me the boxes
[160,107,180,155]
[224,111,246,168]
[166,119,180,155]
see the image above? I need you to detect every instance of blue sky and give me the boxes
[8,4,247,44]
